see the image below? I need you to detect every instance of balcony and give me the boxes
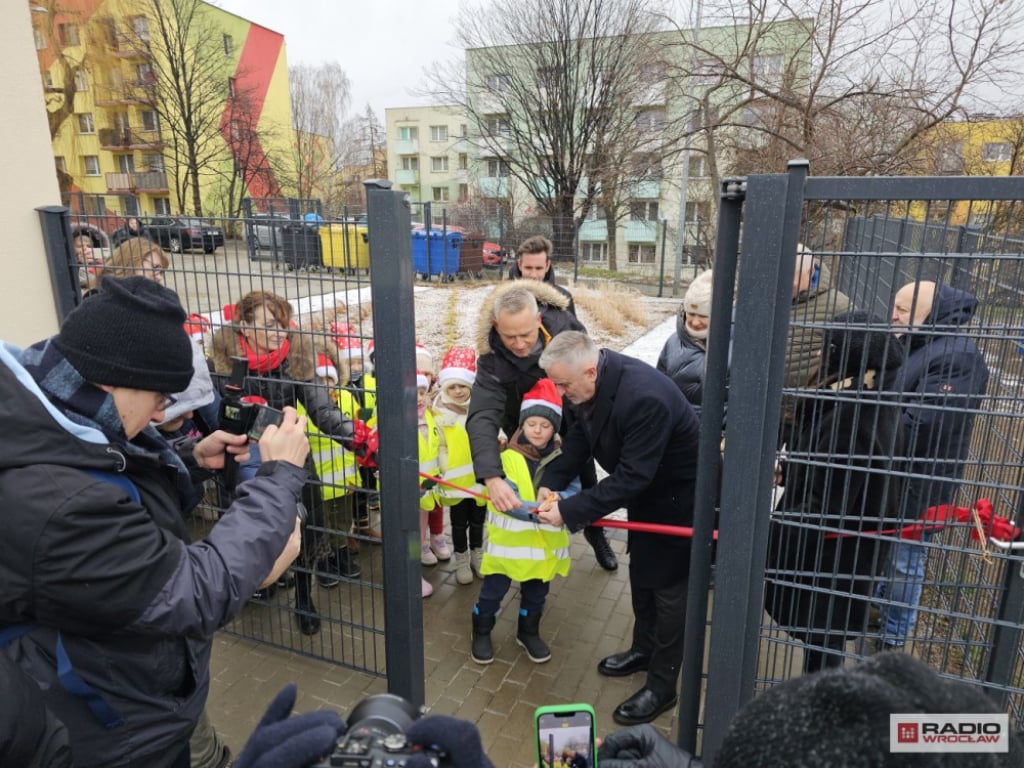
[578,220,608,241]
[628,179,661,198]
[395,169,419,185]
[99,127,165,151]
[393,139,419,155]
[479,177,509,198]
[106,170,168,193]
[93,82,156,107]
[625,220,658,244]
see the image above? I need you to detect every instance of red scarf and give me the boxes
[238,333,290,374]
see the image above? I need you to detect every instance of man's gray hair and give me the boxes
[492,286,539,322]
[540,330,598,371]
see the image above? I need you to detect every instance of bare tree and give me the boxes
[337,104,386,211]
[139,0,233,215]
[427,0,670,261]
[289,62,351,205]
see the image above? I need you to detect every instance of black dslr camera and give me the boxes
[311,694,448,768]
[220,357,284,441]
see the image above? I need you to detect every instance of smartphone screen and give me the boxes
[247,405,284,441]
[536,708,596,768]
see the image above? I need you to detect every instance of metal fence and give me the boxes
[690,167,1024,764]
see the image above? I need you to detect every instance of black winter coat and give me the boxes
[656,312,707,415]
[467,281,585,482]
[507,261,578,317]
[0,344,306,768]
[542,351,700,590]
[884,284,989,517]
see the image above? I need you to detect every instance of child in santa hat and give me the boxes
[416,369,441,597]
[432,347,485,585]
[415,345,451,568]
[470,378,577,666]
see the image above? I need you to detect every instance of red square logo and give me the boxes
[897,723,919,743]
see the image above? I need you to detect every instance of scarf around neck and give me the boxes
[238,333,291,374]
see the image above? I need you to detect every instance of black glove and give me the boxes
[421,479,438,491]
[404,714,496,768]
[598,725,700,768]
[234,684,345,768]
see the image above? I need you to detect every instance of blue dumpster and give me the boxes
[412,230,461,278]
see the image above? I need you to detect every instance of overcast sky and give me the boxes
[213,0,465,119]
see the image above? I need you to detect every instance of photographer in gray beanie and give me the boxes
[0,276,325,768]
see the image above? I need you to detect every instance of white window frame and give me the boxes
[153,198,171,215]
[430,125,448,142]
[74,70,89,92]
[140,110,159,132]
[83,155,101,176]
[401,156,419,171]
[223,34,233,56]
[399,126,418,141]
[628,244,656,264]
[982,142,1012,163]
[630,200,659,221]
[580,242,608,262]
[487,158,510,177]
[77,113,95,134]
[431,156,449,172]
[432,186,450,202]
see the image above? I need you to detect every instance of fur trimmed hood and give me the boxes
[476,280,573,355]
[208,324,318,382]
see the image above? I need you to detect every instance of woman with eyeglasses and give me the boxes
[209,291,357,636]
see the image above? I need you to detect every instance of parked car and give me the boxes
[482,242,507,266]
[246,212,292,254]
[141,216,224,254]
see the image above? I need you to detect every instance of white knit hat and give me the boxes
[682,270,713,316]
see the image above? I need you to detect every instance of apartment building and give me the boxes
[33,0,292,219]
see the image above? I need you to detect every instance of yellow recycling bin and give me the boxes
[319,224,370,272]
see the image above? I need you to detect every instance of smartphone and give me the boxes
[247,405,284,441]
[535,704,597,768]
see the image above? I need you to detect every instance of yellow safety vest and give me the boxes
[298,402,357,500]
[435,409,484,507]
[418,408,440,511]
[481,449,570,583]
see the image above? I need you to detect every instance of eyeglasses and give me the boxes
[156,393,178,411]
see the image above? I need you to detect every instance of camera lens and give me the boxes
[347,693,421,737]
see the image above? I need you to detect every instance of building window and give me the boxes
[55,156,67,173]
[630,200,659,221]
[399,126,418,141]
[458,184,469,202]
[77,113,95,134]
[536,66,564,91]
[628,244,656,264]
[458,153,468,170]
[688,154,707,177]
[982,142,1012,163]
[685,201,711,224]
[486,74,511,93]
[430,125,448,142]
[401,156,419,171]
[936,142,963,173]
[485,117,511,137]
[581,242,608,262]
[118,154,136,173]
[223,34,233,56]
[153,198,171,215]
[136,61,154,83]
[33,27,46,50]
[228,77,236,98]
[693,59,723,85]
[631,153,662,178]
[130,16,149,42]
[141,110,159,132]
[74,70,89,91]
[43,71,54,90]
[145,153,164,171]
[487,158,510,177]
[230,119,241,141]
[83,155,101,176]
[431,156,449,172]
[432,187,450,202]
[460,124,468,137]
[752,54,783,80]
[58,23,80,47]
[635,109,665,134]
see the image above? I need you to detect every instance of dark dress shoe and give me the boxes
[598,649,650,677]
[583,525,618,571]
[612,687,678,726]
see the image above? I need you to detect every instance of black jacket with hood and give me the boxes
[0,341,306,768]
[507,260,577,317]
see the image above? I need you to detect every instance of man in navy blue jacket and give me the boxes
[536,331,700,726]
[875,281,990,649]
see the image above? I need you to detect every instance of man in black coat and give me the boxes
[466,281,617,570]
[536,331,700,725]
[875,281,990,649]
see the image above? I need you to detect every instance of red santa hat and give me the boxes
[331,323,364,361]
[416,369,430,390]
[519,378,562,431]
[438,346,476,389]
[183,313,211,343]
[315,353,339,384]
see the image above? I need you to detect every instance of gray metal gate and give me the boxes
[684,163,1024,764]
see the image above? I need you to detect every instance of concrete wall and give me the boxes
[1,5,62,344]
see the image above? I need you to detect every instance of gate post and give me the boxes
[365,179,425,707]
[37,205,79,320]
[701,160,808,764]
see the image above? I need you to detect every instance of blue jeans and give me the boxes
[875,533,931,646]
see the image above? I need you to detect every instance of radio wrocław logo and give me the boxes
[890,714,1009,753]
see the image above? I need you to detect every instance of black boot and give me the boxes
[294,571,321,635]
[318,546,361,589]
[471,611,496,665]
[516,609,551,663]
[584,525,618,571]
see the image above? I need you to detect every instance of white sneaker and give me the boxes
[470,547,484,579]
[453,550,473,585]
[421,577,433,598]
[421,540,438,566]
[430,534,451,561]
